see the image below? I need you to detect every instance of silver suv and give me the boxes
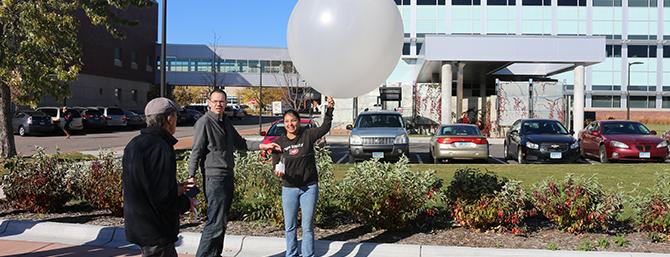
[347,110,409,162]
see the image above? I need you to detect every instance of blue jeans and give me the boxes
[195,175,234,257]
[282,184,319,257]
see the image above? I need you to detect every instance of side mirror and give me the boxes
[570,130,575,135]
[651,130,657,135]
[260,131,267,136]
[510,130,518,136]
[346,124,353,130]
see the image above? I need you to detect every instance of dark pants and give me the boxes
[140,243,177,257]
[195,175,234,257]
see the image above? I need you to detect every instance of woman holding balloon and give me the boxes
[271,97,334,257]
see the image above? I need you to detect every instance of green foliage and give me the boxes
[176,150,208,220]
[338,156,442,230]
[313,146,340,224]
[232,151,283,224]
[613,235,629,247]
[546,242,559,251]
[632,173,670,236]
[597,238,610,249]
[446,168,507,203]
[577,239,595,251]
[530,174,624,233]
[78,151,123,216]
[648,232,668,243]
[0,147,72,212]
[453,180,530,234]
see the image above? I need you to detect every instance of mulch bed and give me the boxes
[1,201,669,253]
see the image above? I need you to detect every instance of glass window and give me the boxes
[592,85,613,90]
[594,0,622,5]
[282,61,295,73]
[663,97,670,108]
[402,43,411,55]
[114,89,122,101]
[664,46,670,58]
[195,60,212,72]
[601,122,651,135]
[558,0,586,5]
[168,60,189,72]
[130,52,137,63]
[248,60,260,73]
[592,95,621,107]
[665,0,670,6]
[238,60,249,72]
[606,45,622,57]
[355,114,404,128]
[488,0,513,5]
[628,45,654,58]
[418,0,445,4]
[629,96,656,108]
[439,125,482,136]
[628,0,655,6]
[416,43,424,55]
[114,48,122,60]
[521,120,570,134]
[131,89,138,102]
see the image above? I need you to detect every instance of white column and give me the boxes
[480,75,487,114]
[456,63,465,119]
[573,65,585,137]
[441,63,453,124]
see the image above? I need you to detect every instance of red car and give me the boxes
[260,118,326,158]
[579,120,669,163]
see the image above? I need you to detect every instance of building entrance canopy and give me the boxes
[414,35,606,134]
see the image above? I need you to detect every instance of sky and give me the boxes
[157,0,299,48]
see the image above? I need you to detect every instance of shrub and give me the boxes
[612,235,629,247]
[632,173,670,237]
[176,150,208,221]
[446,167,507,203]
[0,148,71,213]
[453,180,530,233]
[577,239,595,251]
[79,152,123,216]
[530,174,624,233]
[232,151,283,224]
[338,156,442,230]
[313,146,341,224]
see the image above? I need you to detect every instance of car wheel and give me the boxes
[18,126,26,137]
[428,148,435,163]
[579,141,586,158]
[517,147,526,164]
[599,145,609,163]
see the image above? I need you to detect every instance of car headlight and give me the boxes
[657,141,669,149]
[394,134,408,144]
[526,141,539,150]
[570,141,580,149]
[349,135,362,145]
[610,140,629,149]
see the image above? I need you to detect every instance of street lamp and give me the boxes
[160,0,167,97]
[626,61,644,120]
[258,64,263,135]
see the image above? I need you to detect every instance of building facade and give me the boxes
[39,5,158,111]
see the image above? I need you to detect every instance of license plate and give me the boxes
[550,152,562,159]
[640,152,651,158]
[454,142,476,148]
[372,152,384,159]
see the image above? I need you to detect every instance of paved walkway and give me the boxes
[0,239,197,257]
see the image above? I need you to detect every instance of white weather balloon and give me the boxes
[287,0,404,98]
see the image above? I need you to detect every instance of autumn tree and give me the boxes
[0,0,155,157]
[238,87,286,114]
[172,86,209,107]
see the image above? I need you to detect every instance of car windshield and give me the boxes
[439,126,481,136]
[355,114,403,128]
[39,109,57,117]
[602,122,651,135]
[85,109,102,116]
[68,110,81,118]
[522,120,569,135]
[25,111,47,117]
[267,123,314,136]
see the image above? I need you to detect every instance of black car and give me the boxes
[124,110,146,129]
[178,108,203,125]
[504,119,580,164]
[74,107,107,130]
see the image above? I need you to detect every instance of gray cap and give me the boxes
[144,97,181,116]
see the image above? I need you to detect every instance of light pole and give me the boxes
[160,0,167,97]
[626,61,643,120]
[258,64,263,135]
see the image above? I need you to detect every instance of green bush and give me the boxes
[530,174,624,233]
[0,148,72,213]
[232,151,283,224]
[453,180,530,234]
[446,168,507,203]
[313,146,341,224]
[633,173,670,237]
[338,156,441,229]
[78,152,123,216]
[176,150,209,221]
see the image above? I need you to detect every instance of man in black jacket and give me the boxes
[123,97,193,257]
[188,89,279,257]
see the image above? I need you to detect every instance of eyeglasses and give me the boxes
[209,100,226,105]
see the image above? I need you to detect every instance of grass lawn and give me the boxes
[645,123,670,134]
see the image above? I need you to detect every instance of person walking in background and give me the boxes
[188,89,280,257]
[61,107,72,139]
[272,96,334,257]
[122,97,195,257]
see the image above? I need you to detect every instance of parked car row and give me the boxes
[12,106,148,136]
[184,104,247,120]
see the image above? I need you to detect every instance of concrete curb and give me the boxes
[1,220,669,257]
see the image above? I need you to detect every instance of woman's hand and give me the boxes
[259,143,281,151]
[326,96,334,109]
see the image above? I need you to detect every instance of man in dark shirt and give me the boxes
[123,97,193,257]
[188,89,279,257]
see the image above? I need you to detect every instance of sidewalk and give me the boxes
[1,220,669,257]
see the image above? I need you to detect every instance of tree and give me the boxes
[0,0,154,158]
[238,87,286,114]
[201,33,223,89]
[172,86,209,107]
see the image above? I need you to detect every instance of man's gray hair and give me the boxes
[145,110,176,128]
